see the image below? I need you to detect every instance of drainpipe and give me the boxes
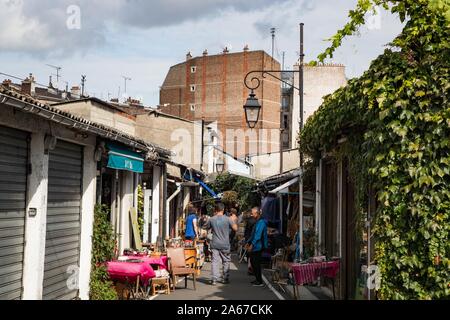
[166,184,182,238]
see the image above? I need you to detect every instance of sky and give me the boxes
[0,0,404,106]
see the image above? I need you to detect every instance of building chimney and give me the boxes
[203,49,208,56]
[186,51,192,60]
[21,73,36,96]
[71,86,81,99]
[2,79,12,89]
[243,44,249,52]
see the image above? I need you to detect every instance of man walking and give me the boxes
[204,202,238,285]
[246,207,268,287]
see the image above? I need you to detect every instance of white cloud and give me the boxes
[0,0,53,51]
[0,0,405,106]
[0,0,289,56]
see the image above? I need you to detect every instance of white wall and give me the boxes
[119,171,134,252]
[292,64,347,149]
[78,145,96,300]
[225,154,252,177]
[22,132,48,300]
[151,166,161,243]
[248,149,300,180]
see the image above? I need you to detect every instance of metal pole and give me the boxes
[201,118,205,172]
[271,28,276,69]
[298,23,305,260]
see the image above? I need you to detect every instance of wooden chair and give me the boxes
[167,247,197,291]
[265,247,291,293]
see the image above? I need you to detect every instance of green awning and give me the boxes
[107,143,144,173]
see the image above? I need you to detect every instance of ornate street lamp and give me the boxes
[243,90,261,129]
[216,158,225,174]
[243,23,306,261]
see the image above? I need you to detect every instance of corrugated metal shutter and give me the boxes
[0,125,28,300]
[43,140,83,300]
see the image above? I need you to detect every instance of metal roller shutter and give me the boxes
[43,140,83,300]
[0,125,28,300]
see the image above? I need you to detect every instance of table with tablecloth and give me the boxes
[290,260,340,300]
[121,255,169,270]
[291,260,340,285]
[106,260,156,286]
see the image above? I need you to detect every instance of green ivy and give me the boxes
[137,185,144,240]
[89,205,118,300]
[301,0,450,299]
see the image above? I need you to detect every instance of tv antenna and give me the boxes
[81,75,87,97]
[46,64,62,84]
[121,75,131,94]
[271,27,276,68]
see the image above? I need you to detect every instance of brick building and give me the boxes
[159,48,281,159]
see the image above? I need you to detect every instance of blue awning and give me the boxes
[194,177,219,198]
[107,143,144,173]
[183,169,219,198]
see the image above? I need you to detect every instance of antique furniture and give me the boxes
[150,277,170,296]
[167,247,197,291]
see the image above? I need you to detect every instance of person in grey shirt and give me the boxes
[204,202,238,285]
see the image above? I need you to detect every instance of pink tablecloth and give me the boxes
[291,261,340,286]
[106,260,156,285]
[120,255,169,270]
[147,256,168,270]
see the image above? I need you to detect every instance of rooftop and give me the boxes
[0,85,171,158]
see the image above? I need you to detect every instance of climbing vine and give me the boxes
[89,205,118,300]
[137,185,144,239]
[301,0,450,299]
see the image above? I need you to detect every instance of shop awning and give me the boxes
[107,143,144,173]
[194,177,219,198]
[269,176,299,194]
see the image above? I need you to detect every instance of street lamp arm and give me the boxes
[244,70,301,92]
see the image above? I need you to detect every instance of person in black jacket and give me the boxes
[244,208,258,275]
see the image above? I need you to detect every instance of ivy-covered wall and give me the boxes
[300,0,450,299]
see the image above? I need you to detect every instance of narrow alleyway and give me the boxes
[152,254,330,301]
[153,254,281,300]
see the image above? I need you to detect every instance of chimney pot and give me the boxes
[223,47,229,54]
[243,45,249,51]
[2,79,12,88]
[71,86,81,98]
[203,49,208,56]
[21,73,36,96]
[186,52,192,60]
